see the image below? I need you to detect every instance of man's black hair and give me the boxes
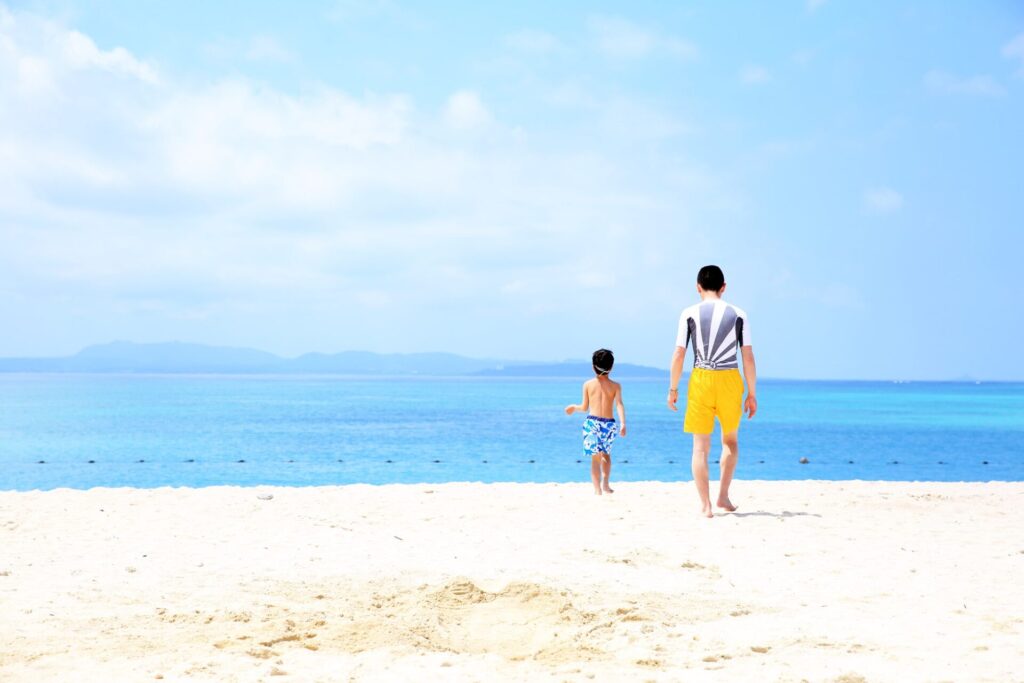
[697,265,725,292]
[592,348,614,376]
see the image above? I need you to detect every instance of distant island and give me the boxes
[0,341,669,378]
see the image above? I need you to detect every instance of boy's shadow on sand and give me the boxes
[722,510,822,518]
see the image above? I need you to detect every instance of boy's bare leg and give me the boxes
[600,453,613,493]
[717,431,739,511]
[591,455,603,495]
[691,433,713,517]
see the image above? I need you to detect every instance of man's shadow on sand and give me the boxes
[720,510,822,518]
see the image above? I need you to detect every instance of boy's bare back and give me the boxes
[584,377,620,419]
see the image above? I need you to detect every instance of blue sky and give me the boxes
[1,1,1022,380]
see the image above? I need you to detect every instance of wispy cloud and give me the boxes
[1003,32,1024,77]
[739,64,771,85]
[0,7,159,102]
[505,28,561,54]
[244,35,294,63]
[63,29,159,83]
[924,70,1005,97]
[443,90,491,130]
[806,0,827,12]
[205,35,295,64]
[863,187,904,214]
[587,15,697,60]
[814,284,865,310]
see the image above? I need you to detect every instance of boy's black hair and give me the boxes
[592,348,614,376]
[697,265,725,292]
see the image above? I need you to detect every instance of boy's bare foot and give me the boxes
[700,502,714,518]
[594,488,602,495]
[716,497,737,512]
[602,484,614,494]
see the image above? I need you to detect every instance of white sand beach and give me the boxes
[1,481,1022,682]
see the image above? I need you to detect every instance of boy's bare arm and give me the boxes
[565,382,591,415]
[668,345,686,411]
[615,384,626,436]
[741,346,757,418]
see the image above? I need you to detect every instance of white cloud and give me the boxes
[0,7,721,361]
[587,15,697,60]
[924,70,1005,97]
[1003,32,1024,77]
[443,90,491,130]
[739,64,771,85]
[0,7,159,98]
[62,30,159,83]
[505,29,560,54]
[244,35,294,63]
[863,187,904,214]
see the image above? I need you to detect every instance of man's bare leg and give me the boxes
[600,453,613,493]
[718,431,739,511]
[691,433,713,518]
[591,454,603,495]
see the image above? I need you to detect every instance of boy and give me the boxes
[565,349,627,495]
[667,265,758,518]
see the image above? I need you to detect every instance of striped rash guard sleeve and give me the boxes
[676,311,690,348]
[737,310,751,347]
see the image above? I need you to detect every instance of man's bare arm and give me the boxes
[668,345,686,411]
[740,346,757,418]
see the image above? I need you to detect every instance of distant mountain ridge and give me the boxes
[0,341,668,377]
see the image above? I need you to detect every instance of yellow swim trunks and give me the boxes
[683,368,744,434]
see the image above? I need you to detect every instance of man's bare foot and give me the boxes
[716,497,737,512]
[700,502,714,518]
[602,484,614,494]
[594,488,602,496]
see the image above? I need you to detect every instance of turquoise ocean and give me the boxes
[1,375,1021,491]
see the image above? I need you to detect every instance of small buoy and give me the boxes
[287,459,294,463]
[528,459,535,463]
[622,459,629,463]
[432,459,441,463]
[37,460,46,464]
[982,460,989,465]
[890,460,899,465]
[668,460,675,464]
[576,459,582,463]
[758,460,765,463]
[937,460,945,465]
[184,459,194,463]
[799,457,810,464]
[87,460,95,464]
[337,459,344,463]
[237,459,245,463]
[137,459,145,463]
[847,460,854,464]
[385,459,393,463]
[482,459,488,463]
[712,459,719,464]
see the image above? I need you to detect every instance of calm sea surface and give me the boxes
[1,375,1021,490]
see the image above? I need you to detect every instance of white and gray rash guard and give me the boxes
[676,299,752,370]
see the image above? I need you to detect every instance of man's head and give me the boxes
[592,348,614,376]
[696,265,726,297]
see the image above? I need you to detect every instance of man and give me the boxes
[667,265,758,518]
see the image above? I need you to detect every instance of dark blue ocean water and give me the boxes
[0,375,1021,490]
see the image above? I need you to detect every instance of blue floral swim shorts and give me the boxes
[582,415,616,457]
